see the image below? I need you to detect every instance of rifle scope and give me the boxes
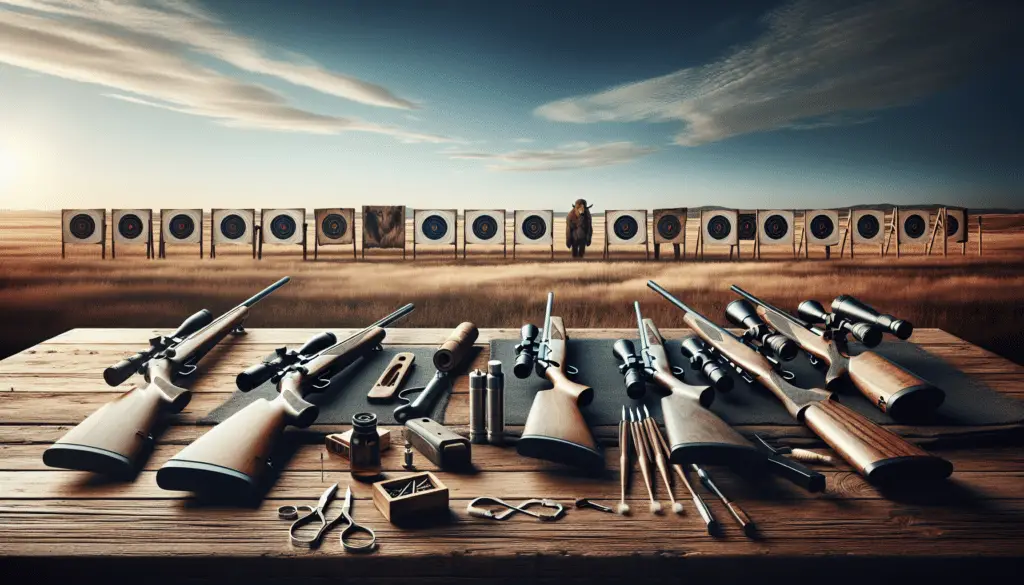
[831,295,913,340]
[726,300,798,362]
[680,336,734,392]
[103,309,214,387]
[235,331,337,392]
[513,324,540,379]
[798,300,883,347]
[612,339,647,398]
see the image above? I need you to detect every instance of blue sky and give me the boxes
[0,0,1021,211]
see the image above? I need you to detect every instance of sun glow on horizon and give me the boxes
[0,148,16,189]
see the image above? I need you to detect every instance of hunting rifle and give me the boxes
[616,303,825,492]
[156,303,415,494]
[648,280,953,484]
[730,286,944,420]
[514,292,603,470]
[43,277,291,477]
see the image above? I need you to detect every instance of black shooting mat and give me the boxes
[201,346,451,425]
[490,338,1024,428]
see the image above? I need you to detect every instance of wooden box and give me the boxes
[372,472,449,524]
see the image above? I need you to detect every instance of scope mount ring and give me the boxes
[671,365,686,377]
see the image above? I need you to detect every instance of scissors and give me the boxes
[278,483,377,552]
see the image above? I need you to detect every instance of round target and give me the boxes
[613,216,640,241]
[169,214,196,240]
[321,213,347,239]
[945,216,959,237]
[521,214,548,240]
[763,214,789,240]
[707,215,732,240]
[857,214,880,239]
[69,214,96,239]
[421,214,449,241]
[270,214,296,240]
[656,215,681,240]
[117,214,144,240]
[737,214,756,240]
[809,215,835,240]
[903,215,926,238]
[472,215,498,240]
[219,214,247,240]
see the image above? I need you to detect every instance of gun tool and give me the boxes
[367,352,415,402]
[629,408,661,514]
[469,369,487,444]
[617,406,631,515]
[485,360,505,446]
[693,464,755,537]
[404,417,471,470]
[755,434,834,466]
[641,405,682,514]
[574,498,614,513]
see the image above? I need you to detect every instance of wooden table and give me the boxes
[2,328,1023,583]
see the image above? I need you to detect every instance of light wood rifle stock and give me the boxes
[42,306,251,477]
[157,328,386,494]
[517,316,603,470]
[684,312,953,483]
[755,306,943,420]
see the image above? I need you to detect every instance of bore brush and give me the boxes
[641,406,682,515]
[617,406,630,515]
[647,411,718,534]
[629,408,661,514]
[693,464,756,537]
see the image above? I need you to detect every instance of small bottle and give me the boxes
[486,360,505,446]
[350,412,381,481]
[469,369,487,444]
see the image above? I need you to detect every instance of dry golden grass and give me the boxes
[2,211,1023,365]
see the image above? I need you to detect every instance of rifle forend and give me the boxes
[649,280,953,484]
[42,277,290,477]
[517,298,602,470]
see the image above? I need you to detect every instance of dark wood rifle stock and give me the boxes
[42,305,252,477]
[517,316,603,470]
[682,312,953,483]
[754,306,943,420]
[157,327,387,494]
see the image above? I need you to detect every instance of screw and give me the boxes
[574,498,614,513]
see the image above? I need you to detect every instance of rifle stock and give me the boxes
[157,328,387,494]
[43,359,188,477]
[517,316,603,470]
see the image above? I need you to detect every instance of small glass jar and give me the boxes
[350,412,381,481]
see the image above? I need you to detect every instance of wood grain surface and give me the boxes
[1,327,1023,584]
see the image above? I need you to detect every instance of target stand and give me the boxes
[111,211,154,260]
[925,207,969,257]
[512,210,554,260]
[697,209,738,260]
[211,226,258,259]
[61,209,106,259]
[842,209,886,259]
[754,210,797,260]
[315,235,356,260]
[798,210,842,260]
[158,210,203,259]
[603,210,649,260]
[413,209,458,260]
[463,210,507,259]
[258,224,308,260]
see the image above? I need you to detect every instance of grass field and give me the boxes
[2,210,1023,365]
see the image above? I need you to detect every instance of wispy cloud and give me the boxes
[0,0,448,142]
[448,141,656,172]
[513,138,535,144]
[535,0,1015,146]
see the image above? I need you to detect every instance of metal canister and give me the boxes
[469,369,487,444]
[486,360,505,446]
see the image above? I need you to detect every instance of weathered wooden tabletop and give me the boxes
[1,328,1023,583]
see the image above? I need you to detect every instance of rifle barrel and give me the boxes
[647,280,698,315]
[730,285,812,329]
[540,292,554,361]
[240,276,291,308]
[633,301,652,368]
[324,303,416,355]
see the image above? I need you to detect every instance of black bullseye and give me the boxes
[707,214,732,240]
[169,214,195,240]
[472,215,498,240]
[763,214,789,240]
[421,215,449,240]
[613,216,639,241]
[522,215,547,240]
[220,214,247,240]
[117,214,143,240]
[270,214,296,240]
[321,213,347,239]
[857,214,880,239]
[656,215,680,240]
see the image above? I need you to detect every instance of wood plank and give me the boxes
[1,498,1023,558]
[5,442,1024,473]
[2,467,1023,501]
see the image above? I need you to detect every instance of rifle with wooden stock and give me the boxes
[648,280,953,484]
[156,303,415,494]
[616,303,825,492]
[730,286,944,420]
[514,292,603,470]
[43,277,291,477]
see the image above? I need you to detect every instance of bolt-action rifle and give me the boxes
[730,286,944,420]
[514,292,602,470]
[156,303,415,494]
[648,280,953,484]
[616,303,825,492]
[43,277,291,477]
